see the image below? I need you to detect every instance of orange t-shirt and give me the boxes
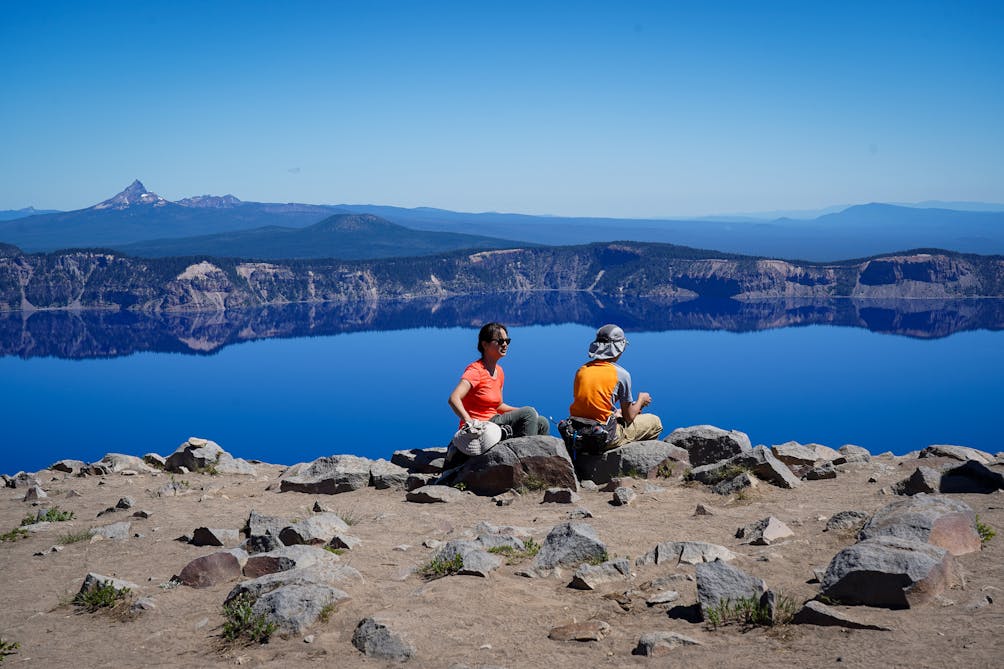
[459,360,504,426]
[568,360,633,423]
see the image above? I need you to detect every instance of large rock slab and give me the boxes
[820,536,960,608]
[792,600,892,630]
[243,544,342,578]
[736,517,794,545]
[279,512,350,545]
[252,583,350,636]
[177,551,242,588]
[574,440,689,484]
[352,617,415,661]
[892,467,941,496]
[770,441,819,468]
[226,562,364,604]
[636,541,736,567]
[695,560,766,620]
[391,447,447,473]
[280,455,373,494]
[164,437,256,475]
[665,425,752,467]
[632,632,702,656]
[369,459,409,489]
[87,453,157,475]
[405,485,465,503]
[920,444,994,465]
[858,494,981,556]
[569,558,631,590]
[691,446,800,489]
[437,435,577,497]
[532,522,607,572]
[245,509,287,553]
[939,460,1004,493]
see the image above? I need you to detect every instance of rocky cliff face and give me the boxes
[1,244,1001,313]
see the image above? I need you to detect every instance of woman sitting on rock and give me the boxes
[447,322,549,458]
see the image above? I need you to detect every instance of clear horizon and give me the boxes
[2,1,1002,218]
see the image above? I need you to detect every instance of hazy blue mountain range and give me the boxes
[0,206,62,221]
[3,181,1004,261]
[116,212,531,260]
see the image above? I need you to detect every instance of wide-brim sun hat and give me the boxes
[588,324,628,360]
[451,420,503,456]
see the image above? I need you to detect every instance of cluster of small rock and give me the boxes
[9,426,1003,663]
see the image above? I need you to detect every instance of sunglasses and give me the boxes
[492,338,512,346]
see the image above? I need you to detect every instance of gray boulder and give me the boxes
[821,536,960,608]
[3,472,39,488]
[23,485,47,501]
[939,460,1004,493]
[244,544,339,578]
[792,600,892,630]
[245,509,287,553]
[695,560,766,620]
[892,466,941,496]
[91,521,131,541]
[89,453,156,475]
[858,494,981,556]
[226,562,364,604]
[542,487,580,504]
[432,540,503,577]
[636,541,736,567]
[835,444,871,464]
[569,558,631,590]
[391,447,447,473]
[805,463,838,480]
[824,511,870,533]
[612,487,636,506]
[574,440,689,484]
[532,522,607,572]
[406,485,465,503]
[164,437,223,472]
[79,573,139,597]
[632,632,702,656]
[920,444,994,465]
[437,436,577,497]
[280,455,373,494]
[191,527,241,547]
[770,441,819,468]
[665,425,752,466]
[692,446,800,489]
[711,472,759,496]
[50,459,86,475]
[279,512,350,546]
[352,617,415,661]
[252,583,350,636]
[369,459,410,489]
[736,517,794,545]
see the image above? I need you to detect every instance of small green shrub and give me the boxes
[703,464,750,485]
[0,638,20,663]
[22,506,75,525]
[517,476,549,493]
[655,461,676,478]
[976,516,996,544]
[317,602,338,624]
[487,538,541,564]
[453,482,468,492]
[73,581,131,612]
[221,594,277,644]
[58,529,94,545]
[704,593,797,630]
[584,550,610,566]
[417,553,464,580]
[323,546,347,556]
[0,528,29,543]
[332,508,362,526]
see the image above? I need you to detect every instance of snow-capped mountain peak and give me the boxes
[92,180,168,210]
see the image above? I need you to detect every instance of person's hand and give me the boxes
[638,392,652,408]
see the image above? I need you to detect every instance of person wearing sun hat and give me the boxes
[566,324,662,449]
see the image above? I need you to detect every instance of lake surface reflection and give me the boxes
[2,295,1002,474]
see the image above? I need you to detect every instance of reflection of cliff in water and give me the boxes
[3,294,1003,359]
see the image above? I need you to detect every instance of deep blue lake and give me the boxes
[2,296,1002,475]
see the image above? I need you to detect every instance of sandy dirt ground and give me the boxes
[1,452,1002,669]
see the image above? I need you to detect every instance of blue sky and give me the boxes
[2,1,1002,217]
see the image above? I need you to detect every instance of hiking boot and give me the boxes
[499,424,513,440]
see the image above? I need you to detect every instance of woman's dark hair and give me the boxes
[477,322,507,354]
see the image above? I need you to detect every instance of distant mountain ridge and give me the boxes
[2,181,1004,261]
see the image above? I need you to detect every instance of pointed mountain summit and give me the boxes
[92,180,168,210]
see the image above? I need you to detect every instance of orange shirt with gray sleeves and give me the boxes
[459,360,504,426]
[568,360,633,423]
